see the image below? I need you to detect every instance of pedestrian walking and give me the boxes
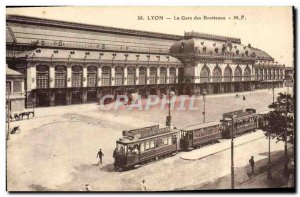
[249,156,255,175]
[140,179,147,191]
[85,183,92,191]
[96,149,104,165]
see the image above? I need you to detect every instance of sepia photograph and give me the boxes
[5,6,295,192]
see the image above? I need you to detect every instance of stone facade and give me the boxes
[6,15,285,108]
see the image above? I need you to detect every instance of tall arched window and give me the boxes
[139,67,146,85]
[87,66,97,87]
[255,68,259,80]
[55,65,66,88]
[127,66,135,85]
[178,67,184,83]
[234,66,242,82]
[36,65,49,89]
[200,65,210,83]
[224,65,232,82]
[72,65,83,87]
[264,68,268,80]
[260,69,264,80]
[150,67,157,84]
[268,69,272,80]
[275,69,279,79]
[101,66,111,86]
[212,65,222,82]
[271,69,275,80]
[115,66,124,86]
[169,67,176,84]
[244,66,251,81]
[160,67,167,84]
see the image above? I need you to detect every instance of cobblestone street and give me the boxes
[7,88,291,191]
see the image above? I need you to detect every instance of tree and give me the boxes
[265,93,294,143]
[263,92,294,177]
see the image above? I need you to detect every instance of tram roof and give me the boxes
[180,121,221,131]
[117,130,179,145]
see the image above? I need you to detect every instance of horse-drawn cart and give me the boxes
[10,109,34,121]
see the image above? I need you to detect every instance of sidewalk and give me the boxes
[180,130,266,160]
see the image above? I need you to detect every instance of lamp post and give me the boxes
[202,89,207,123]
[231,114,236,189]
[283,91,288,177]
[166,89,175,127]
[6,91,10,141]
[267,81,275,181]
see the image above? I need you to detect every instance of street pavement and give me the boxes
[6,87,290,191]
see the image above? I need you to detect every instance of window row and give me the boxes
[200,65,252,83]
[140,136,173,153]
[35,65,180,89]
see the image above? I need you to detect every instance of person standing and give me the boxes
[96,149,104,165]
[85,183,92,191]
[140,179,147,191]
[249,156,255,175]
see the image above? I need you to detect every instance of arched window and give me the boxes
[178,67,184,83]
[101,66,111,86]
[55,65,66,88]
[212,65,222,82]
[255,68,259,80]
[127,66,135,85]
[271,69,275,80]
[115,66,124,86]
[224,65,232,82]
[160,67,167,84]
[268,69,272,80]
[150,67,157,84]
[169,67,176,84]
[87,66,97,87]
[139,67,146,85]
[36,65,49,89]
[275,69,279,79]
[234,66,242,82]
[244,66,251,81]
[264,69,268,80]
[260,69,264,80]
[200,65,210,83]
[72,65,83,87]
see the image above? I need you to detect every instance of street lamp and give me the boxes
[283,91,289,177]
[231,114,236,189]
[166,89,175,127]
[202,89,207,123]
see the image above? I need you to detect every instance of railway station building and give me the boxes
[6,15,286,108]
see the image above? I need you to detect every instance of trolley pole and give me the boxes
[231,115,235,189]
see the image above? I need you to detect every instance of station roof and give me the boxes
[15,48,181,64]
[181,121,221,131]
[170,37,274,61]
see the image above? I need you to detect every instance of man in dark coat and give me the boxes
[249,156,255,175]
[96,149,104,165]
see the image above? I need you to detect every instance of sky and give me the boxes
[6,6,294,67]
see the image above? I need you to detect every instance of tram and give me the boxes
[114,125,179,170]
[180,121,222,151]
[220,108,258,138]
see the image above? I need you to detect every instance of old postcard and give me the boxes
[5,6,295,192]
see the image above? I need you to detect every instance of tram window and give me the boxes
[145,141,150,150]
[150,141,155,149]
[140,142,145,153]
[163,138,168,145]
[168,137,172,145]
